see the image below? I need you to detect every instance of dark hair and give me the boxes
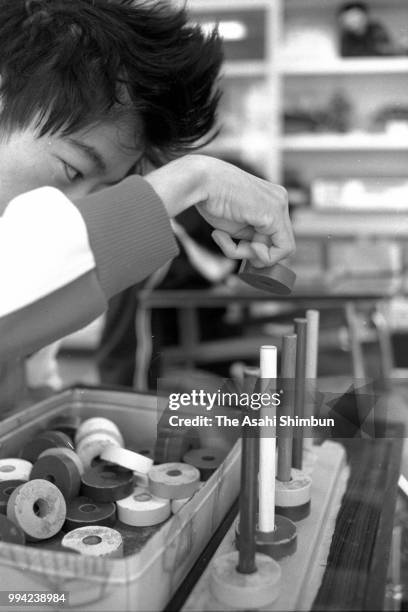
[0,0,223,162]
[337,2,369,16]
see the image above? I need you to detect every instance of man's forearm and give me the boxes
[76,176,178,297]
[0,153,295,362]
[144,155,209,218]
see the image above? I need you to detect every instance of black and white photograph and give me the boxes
[0,1,408,611]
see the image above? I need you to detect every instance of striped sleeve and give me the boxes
[0,177,178,361]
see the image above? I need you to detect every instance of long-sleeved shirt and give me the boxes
[0,177,178,409]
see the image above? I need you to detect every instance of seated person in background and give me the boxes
[338,1,407,57]
[98,158,264,388]
[0,0,294,413]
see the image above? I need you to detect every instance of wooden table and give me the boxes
[139,274,402,384]
[165,420,405,611]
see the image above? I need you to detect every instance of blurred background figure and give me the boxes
[337,1,408,57]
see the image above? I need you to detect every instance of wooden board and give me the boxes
[313,432,404,611]
[182,440,349,611]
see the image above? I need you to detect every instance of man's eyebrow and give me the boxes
[67,138,107,174]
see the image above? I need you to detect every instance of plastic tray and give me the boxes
[0,387,241,611]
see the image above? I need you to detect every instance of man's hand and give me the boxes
[145,155,295,268]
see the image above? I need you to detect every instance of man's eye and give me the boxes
[63,162,83,182]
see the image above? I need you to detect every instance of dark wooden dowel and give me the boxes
[292,319,307,470]
[277,334,297,482]
[303,310,320,447]
[237,368,260,575]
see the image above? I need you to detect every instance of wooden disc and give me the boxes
[7,479,66,541]
[75,418,123,446]
[0,459,32,482]
[238,260,296,295]
[76,432,122,470]
[182,448,225,481]
[148,463,200,500]
[64,496,116,532]
[116,487,171,527]
[255,515,297,560]
[0,480,26,515]
[236,514,297,561]
[210,551,281,609]
[275,468,312,507]
[39,448,84,476]
[62,526,123,558]
[276,500,311,522]
[30,454,81,501]
[81,461,134,503]
[100,447,153,475]
[20,431,73,463]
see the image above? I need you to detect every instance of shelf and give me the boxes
[281,57,408,76]
[185,0,270,10]
[203,132,408,158]
[293,211,408,237]
[283,0,406,9]
[222,60,268,78]
[282,133,408,152]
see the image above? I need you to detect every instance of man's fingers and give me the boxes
[253,212,295,263]
[212,229,295,266]
[231,226,255,241]
[250,242,292,267]
[212,230,290,267]
[212,231,257,260]
[247,230,293,266]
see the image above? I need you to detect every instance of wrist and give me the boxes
[144,155,209,217]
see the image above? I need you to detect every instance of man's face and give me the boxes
[340,8,368,34]
[0,117,144,209]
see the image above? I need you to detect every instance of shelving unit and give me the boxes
[280,0,408,332]
[280,1,408,207]
[282,133,408,152]
[186,0,408,178]
[222,61,268,78]
[281,57,408,75]
[185,0,408,229]
[183,0,408,335]
[185,0,282,180]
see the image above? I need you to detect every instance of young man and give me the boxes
[0,0,294,408]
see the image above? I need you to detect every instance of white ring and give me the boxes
[76,433,122,470]
[275,468,312,507]
[100,447,153,475]
[62,526,123,558]
[75,418,123,446]
[7,479,66,541]
[0,459,32,482]
[117,487,170,526]
[148,463,200,499]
